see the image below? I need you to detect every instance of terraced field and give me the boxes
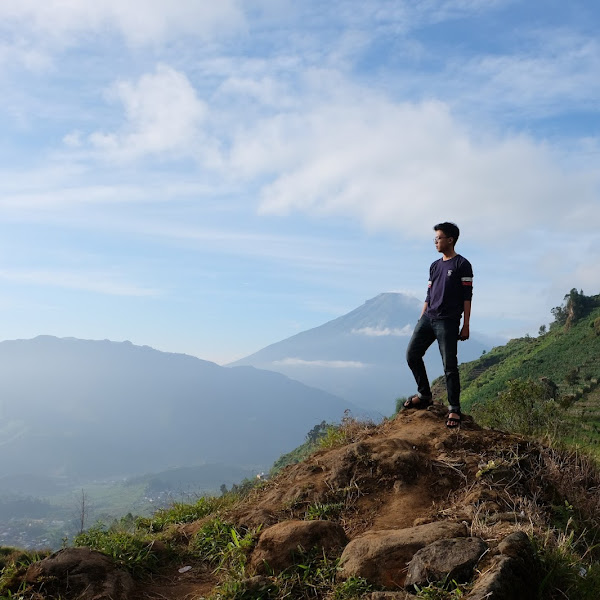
[431,292,600,454]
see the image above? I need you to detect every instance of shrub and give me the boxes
[317,411,376,450]
[304,502,344,521]
[471,378,566,437]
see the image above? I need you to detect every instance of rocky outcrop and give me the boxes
[466,531,538,600]
[24,547,134,600]
[338,521,468,588]
[249,519,348,574]
[405,536,488,589]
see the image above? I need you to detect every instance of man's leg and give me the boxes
[406,316,436,401]
[434,319,461,411]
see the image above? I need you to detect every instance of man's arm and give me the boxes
[459,300,471,341]
[420,302,428,317]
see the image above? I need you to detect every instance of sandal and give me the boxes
[446,410,461,429]
[402,394,433,410]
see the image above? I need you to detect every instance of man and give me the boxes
[403,222,473,428]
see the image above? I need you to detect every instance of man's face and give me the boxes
[434,230,453,253]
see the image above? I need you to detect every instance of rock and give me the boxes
[497,530,532,559]
[25,547,134,600]
[339,521,468,588]
[466,532,538,600]
[405,537,488,588]
[250,519,348,574]
[393,480,407,493]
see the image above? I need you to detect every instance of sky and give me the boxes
[0,0,599,364]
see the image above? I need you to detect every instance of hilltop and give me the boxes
[4,405,599,599]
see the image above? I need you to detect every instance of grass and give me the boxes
[413,581,470,599]
[135,494,233,533]
[305,502,344,521]
[445,299,600,418]
[533,521,600,600]
[0,548,51,599]
[209,548,372,600]
[271,412,377,476]
[192,517,256,575]
[73,524,165,576]
[317,413,377,451]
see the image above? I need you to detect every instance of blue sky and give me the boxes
[0,0,599,363]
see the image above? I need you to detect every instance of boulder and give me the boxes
[466,531,538,600]
[250,519,348,574]
[339,521,468,588]
[25,547,134,600]
[405,537,488,588]
[497,530,533,559]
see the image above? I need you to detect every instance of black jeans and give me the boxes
[406,315,461,411]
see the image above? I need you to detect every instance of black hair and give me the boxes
[433,222,460,244]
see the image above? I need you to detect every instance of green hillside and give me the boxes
[433,289,600,450]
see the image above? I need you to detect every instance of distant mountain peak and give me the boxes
[230,292,493,414]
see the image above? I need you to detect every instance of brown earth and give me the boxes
[230,404,524,536]
[134,403,559,598]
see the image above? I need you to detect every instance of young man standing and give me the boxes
[403,222,473,428]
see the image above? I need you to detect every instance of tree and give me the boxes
[551,289,592,329]
[305,420,329,444]
[76,489,90,535]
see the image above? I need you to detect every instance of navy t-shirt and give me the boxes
[425,254,473,320]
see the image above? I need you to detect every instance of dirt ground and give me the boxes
[136,404,534,599]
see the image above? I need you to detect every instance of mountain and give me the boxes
[230,293,495,415]
[0,336,365,483]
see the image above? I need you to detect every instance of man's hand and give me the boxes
[459,324,470,341]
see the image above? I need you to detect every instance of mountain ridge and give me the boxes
[231,292,496,414]
[0,335,364,483]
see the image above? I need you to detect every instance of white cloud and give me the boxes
[0,0,244,47]
[0,269,158,297]
[352,325,412,337]
[454,32,600,118]
[273,358,368,369]
[227,89,599,240]
[0,40,51,71]
[87,64,211,162]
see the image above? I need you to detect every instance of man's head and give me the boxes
[433,222,460,253]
